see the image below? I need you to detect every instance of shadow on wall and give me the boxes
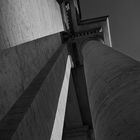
[0,33,61,121]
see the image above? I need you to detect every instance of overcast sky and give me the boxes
[80,0,140,61]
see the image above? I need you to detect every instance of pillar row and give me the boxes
[82,40,140,140]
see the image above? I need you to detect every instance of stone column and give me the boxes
[82,40,140,140]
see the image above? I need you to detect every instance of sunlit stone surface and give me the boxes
[0,0,64,49]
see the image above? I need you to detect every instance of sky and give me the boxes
[80,0,140,61]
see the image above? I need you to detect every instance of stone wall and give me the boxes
[12,47,68,140]
[0,44,68,139]
[0,0,64,49]
[0,33,62,120]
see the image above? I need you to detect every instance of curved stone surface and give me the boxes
[82,40,140,140]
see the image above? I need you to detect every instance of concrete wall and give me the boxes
[11,48,68,140]
[0,0,65,121]
[0,33,62,120]
[0,0,66,138]
[0,0,64,49]
[0,46,69,139]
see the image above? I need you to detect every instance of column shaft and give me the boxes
[82,41,140,140]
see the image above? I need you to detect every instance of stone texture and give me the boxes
[0,33,62,120]
[0,45,68,139]
[0,0,64,49]
[12,48,67,140]
[82,40,140,140]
